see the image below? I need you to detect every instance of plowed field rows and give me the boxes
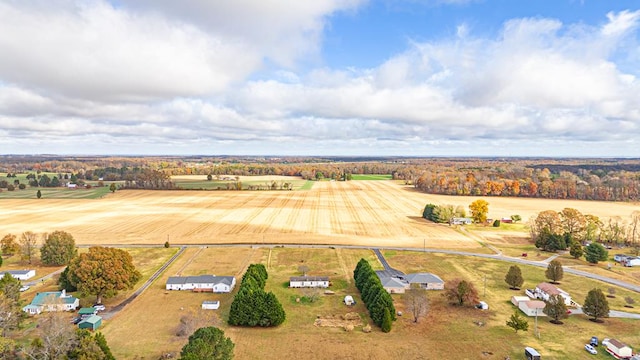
[2,179,637,249]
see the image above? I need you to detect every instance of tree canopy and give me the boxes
[543,294,568,324]
[505,265,524,290]
[545,260,564,284]
[585,243,608,264]
[444,279,479,306]
[68,247,141,304]
[181,326,234,360]
[0,234,20,256]
[583,288,610,322]
[506,310,529,333]
[40,231,77,266]
[469,199,489,224]
[228,264,285,327]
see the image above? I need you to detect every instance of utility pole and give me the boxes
[423,238,426,253]
[483,275,487,297]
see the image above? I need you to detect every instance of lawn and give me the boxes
[100,247,640,359]
[350,174,392,180]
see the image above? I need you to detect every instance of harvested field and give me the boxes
[1,179,638,250]
[0,180,480,250]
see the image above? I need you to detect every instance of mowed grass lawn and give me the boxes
[101,247,640,359]
[351,174,392,180]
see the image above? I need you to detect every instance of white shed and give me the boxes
[202,301,220,310]
[518,300,546,317]
[511,296,530,307]
[623,257,640,267]
[344,295,355,306]
[606,339,633,358]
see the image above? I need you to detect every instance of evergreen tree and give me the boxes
[504,265,524,289]
[569,242,584,259]
[583,288,610,322]
[543,294,568,324]
[381,308,392,333]
[58,266,78,292]
[181,327,234,360]
[585,243,608,264]
[506,310,529,333]
[545,260,564,284]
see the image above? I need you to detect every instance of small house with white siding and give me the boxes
[289,276,329,288]
[534,282,573,306]
[166,275,236,293]
[511,296,530,307]
[0,269,36,281]
[22,290,79,315]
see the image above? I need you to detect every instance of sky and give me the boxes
[1,0,640,157]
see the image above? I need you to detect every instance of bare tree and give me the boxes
[405,287,429,323]
[20,231,38,264]
[301,287,320,303]
[176,308,218,337]
[297,265,310,276]
[0,294,21,336]
[24,310,77,360]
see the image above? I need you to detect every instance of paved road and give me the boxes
[24,267,65,287]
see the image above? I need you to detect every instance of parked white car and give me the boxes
[19,285,30,292]
[584,344,597,355]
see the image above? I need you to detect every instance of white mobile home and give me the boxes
[0,269,36,281]
[166,275,236,293]
[289,276,330,288]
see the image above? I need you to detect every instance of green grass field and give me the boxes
[350,174,392,180]
[173,178,311,191]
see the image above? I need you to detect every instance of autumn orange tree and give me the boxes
[68,247,141,304]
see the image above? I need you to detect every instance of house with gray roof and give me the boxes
[376,270,445,294]
[166,275,236,293]
[22,290,79,315]
[402,273,445,290]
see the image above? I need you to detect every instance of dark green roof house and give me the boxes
[78,315,102,331]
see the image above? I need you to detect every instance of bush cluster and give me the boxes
[422,203,466,223]
[353,259,396,332]
[228,264,286,327]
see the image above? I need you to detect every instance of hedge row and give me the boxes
[228,264,286,327]
[353,259,396,332]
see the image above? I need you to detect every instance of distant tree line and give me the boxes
[228,264,286,327]
[5,157,640,200]
[353,259,396,332]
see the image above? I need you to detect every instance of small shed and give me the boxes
[606,339,633,359]
[78,315,102,331]
[519,300,546,317]
[344,295,355,306]
[78,307,97,319]
[202,301,220,310]
[525,346,541,360]
[511,296,530,307]
[476,301,489,310]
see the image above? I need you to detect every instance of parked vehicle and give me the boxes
[590,336,598,346]
[93,304,106,311]
[19,285,30,292]
[584,344,597,355]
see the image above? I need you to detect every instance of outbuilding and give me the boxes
[0,270,36,281]
[525,347,541,360]
[605,339,633,359]
[511,296,530,307]
[78,315,102,331]
[202,301,220,310]
[78,307,98,319]
[518,300,546,317]
[344,295,355,306]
